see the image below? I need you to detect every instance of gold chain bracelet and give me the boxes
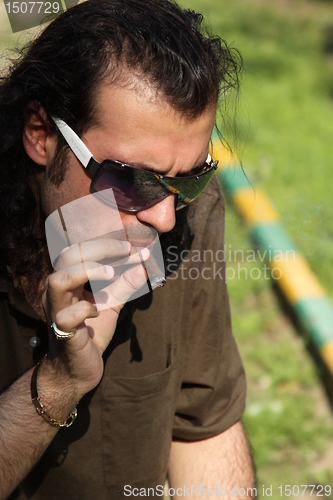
[31,357,78,428]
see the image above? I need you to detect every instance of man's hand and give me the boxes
[43,237,150,399]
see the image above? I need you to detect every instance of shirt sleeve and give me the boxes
[172,176,246,440]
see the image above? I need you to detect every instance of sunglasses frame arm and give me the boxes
[52,117,100,176]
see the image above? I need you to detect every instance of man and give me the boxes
[0,0,255,498]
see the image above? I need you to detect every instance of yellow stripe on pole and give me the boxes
[211,143,238,167]
[319,342,333,376]
[271,254,326,304]
[233,189,280,224]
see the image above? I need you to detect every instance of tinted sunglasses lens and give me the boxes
[91,160,217,211]
[92,161,169,211]
[169,168,217,210]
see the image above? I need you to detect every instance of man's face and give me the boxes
[41,80,216,235]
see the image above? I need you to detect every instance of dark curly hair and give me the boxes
[0,0,242,278]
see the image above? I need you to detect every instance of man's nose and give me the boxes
[136,195,176,233]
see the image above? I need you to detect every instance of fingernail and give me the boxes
[105,265,114,277]
[140,248,150,260]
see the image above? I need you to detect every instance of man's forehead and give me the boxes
[92,75,217,132]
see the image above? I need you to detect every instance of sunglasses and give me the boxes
[52,117,218,212]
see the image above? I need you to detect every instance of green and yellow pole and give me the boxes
[212,141,333,376]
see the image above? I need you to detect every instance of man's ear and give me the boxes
[23,107,56,166]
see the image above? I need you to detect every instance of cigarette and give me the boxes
[137,248,166,291]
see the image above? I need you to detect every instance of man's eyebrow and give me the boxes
[128,161,161,173]
[125,158,208,175]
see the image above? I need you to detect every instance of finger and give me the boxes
[44,262,113,317]
[47,261,115,298]
[49,251,148,296]
[105,250,153,270]
[55,238,131,270]
[54,300,100,334]
[45,250,151,315]
[93,248,150,311]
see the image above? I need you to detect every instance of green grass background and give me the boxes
[1,0,333,497]
[179,0,333,496]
